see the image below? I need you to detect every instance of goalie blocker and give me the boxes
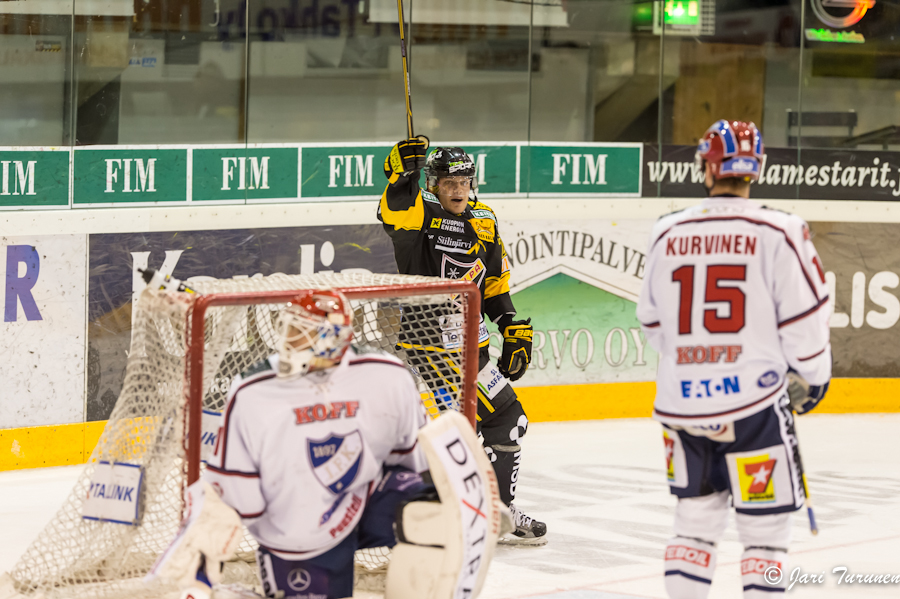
[150,411,510,599]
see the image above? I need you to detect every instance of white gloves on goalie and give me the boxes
[146,480,243,596]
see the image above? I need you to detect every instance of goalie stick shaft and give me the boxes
[397,0,414,137]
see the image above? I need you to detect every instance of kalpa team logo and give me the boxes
[308,431,364,494]
[737,455,777,503]
[441,255,486,287]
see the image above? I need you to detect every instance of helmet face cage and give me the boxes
[276,291,353,378]
[425,147,477,199]
[695,120,764,183]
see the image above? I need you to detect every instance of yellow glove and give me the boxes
[499,318,533,382]
[384,136,430,177]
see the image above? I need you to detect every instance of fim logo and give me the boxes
[551,153,608,185]
[221,156,270,191]
[328,154,375,188]
[105,158,157,193]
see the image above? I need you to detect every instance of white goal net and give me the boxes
[4,272,479,599]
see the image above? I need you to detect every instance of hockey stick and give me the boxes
[397,0,414,137]
[791,412,819,535]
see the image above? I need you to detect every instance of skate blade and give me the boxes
[497,534,548,547]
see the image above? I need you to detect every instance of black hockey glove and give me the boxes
[786,370,829,414]
[498,317,533,382]
[385,136,429,177]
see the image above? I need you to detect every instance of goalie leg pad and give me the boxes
[385,411,504,599]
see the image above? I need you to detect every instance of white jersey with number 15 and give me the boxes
[636,196,832,427]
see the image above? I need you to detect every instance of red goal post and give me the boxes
[184,279,481,486]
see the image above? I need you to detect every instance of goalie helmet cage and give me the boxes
[5,273,479,599]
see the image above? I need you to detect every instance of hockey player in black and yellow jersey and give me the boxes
[377,137,547,545]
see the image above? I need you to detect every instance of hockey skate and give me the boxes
[498,503,548,546]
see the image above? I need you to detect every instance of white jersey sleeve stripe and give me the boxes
[206,464,260,478]
[777,295,829,328]
[390,441,418,455]
[652,215,821,301]
[798,347,827,362]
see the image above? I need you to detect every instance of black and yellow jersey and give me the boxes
[377,170,515,346]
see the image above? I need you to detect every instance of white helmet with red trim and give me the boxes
[695,120,765,183]
[276,290,353,378]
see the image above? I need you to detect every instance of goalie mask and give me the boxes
[276,290,353,378]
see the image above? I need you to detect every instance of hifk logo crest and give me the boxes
[308,431,364,495]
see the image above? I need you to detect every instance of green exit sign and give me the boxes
[664,1,699,25]
[653,0,703,35]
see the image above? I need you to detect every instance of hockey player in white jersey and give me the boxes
[149,289,508,599]
[636,120,832,599]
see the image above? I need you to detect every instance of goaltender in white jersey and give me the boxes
[205,346,427,559]
[637,189,831,426]
[149,289,508,599]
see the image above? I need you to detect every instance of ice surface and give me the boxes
[2,415,898,599]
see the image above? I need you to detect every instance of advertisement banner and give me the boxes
[524,143,642,196]
[1,234,86,428]
[814,222,900,377]
[299,143,519,199]
[501,218,657,386]
[0,142,646,208]
[300,144,392,199]
[192,146,299,203]
[0,149,69,209]
[87,224,397,421]
[83,213,900,424]
[644,144,900,200]
[73,148,188,206]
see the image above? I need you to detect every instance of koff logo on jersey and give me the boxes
[677,345,742,364]
[737,454,777,503]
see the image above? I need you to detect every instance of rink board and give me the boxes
[1,378,897,471]
[3,198,900,471]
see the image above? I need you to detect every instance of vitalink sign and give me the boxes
[643,145,900,201]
